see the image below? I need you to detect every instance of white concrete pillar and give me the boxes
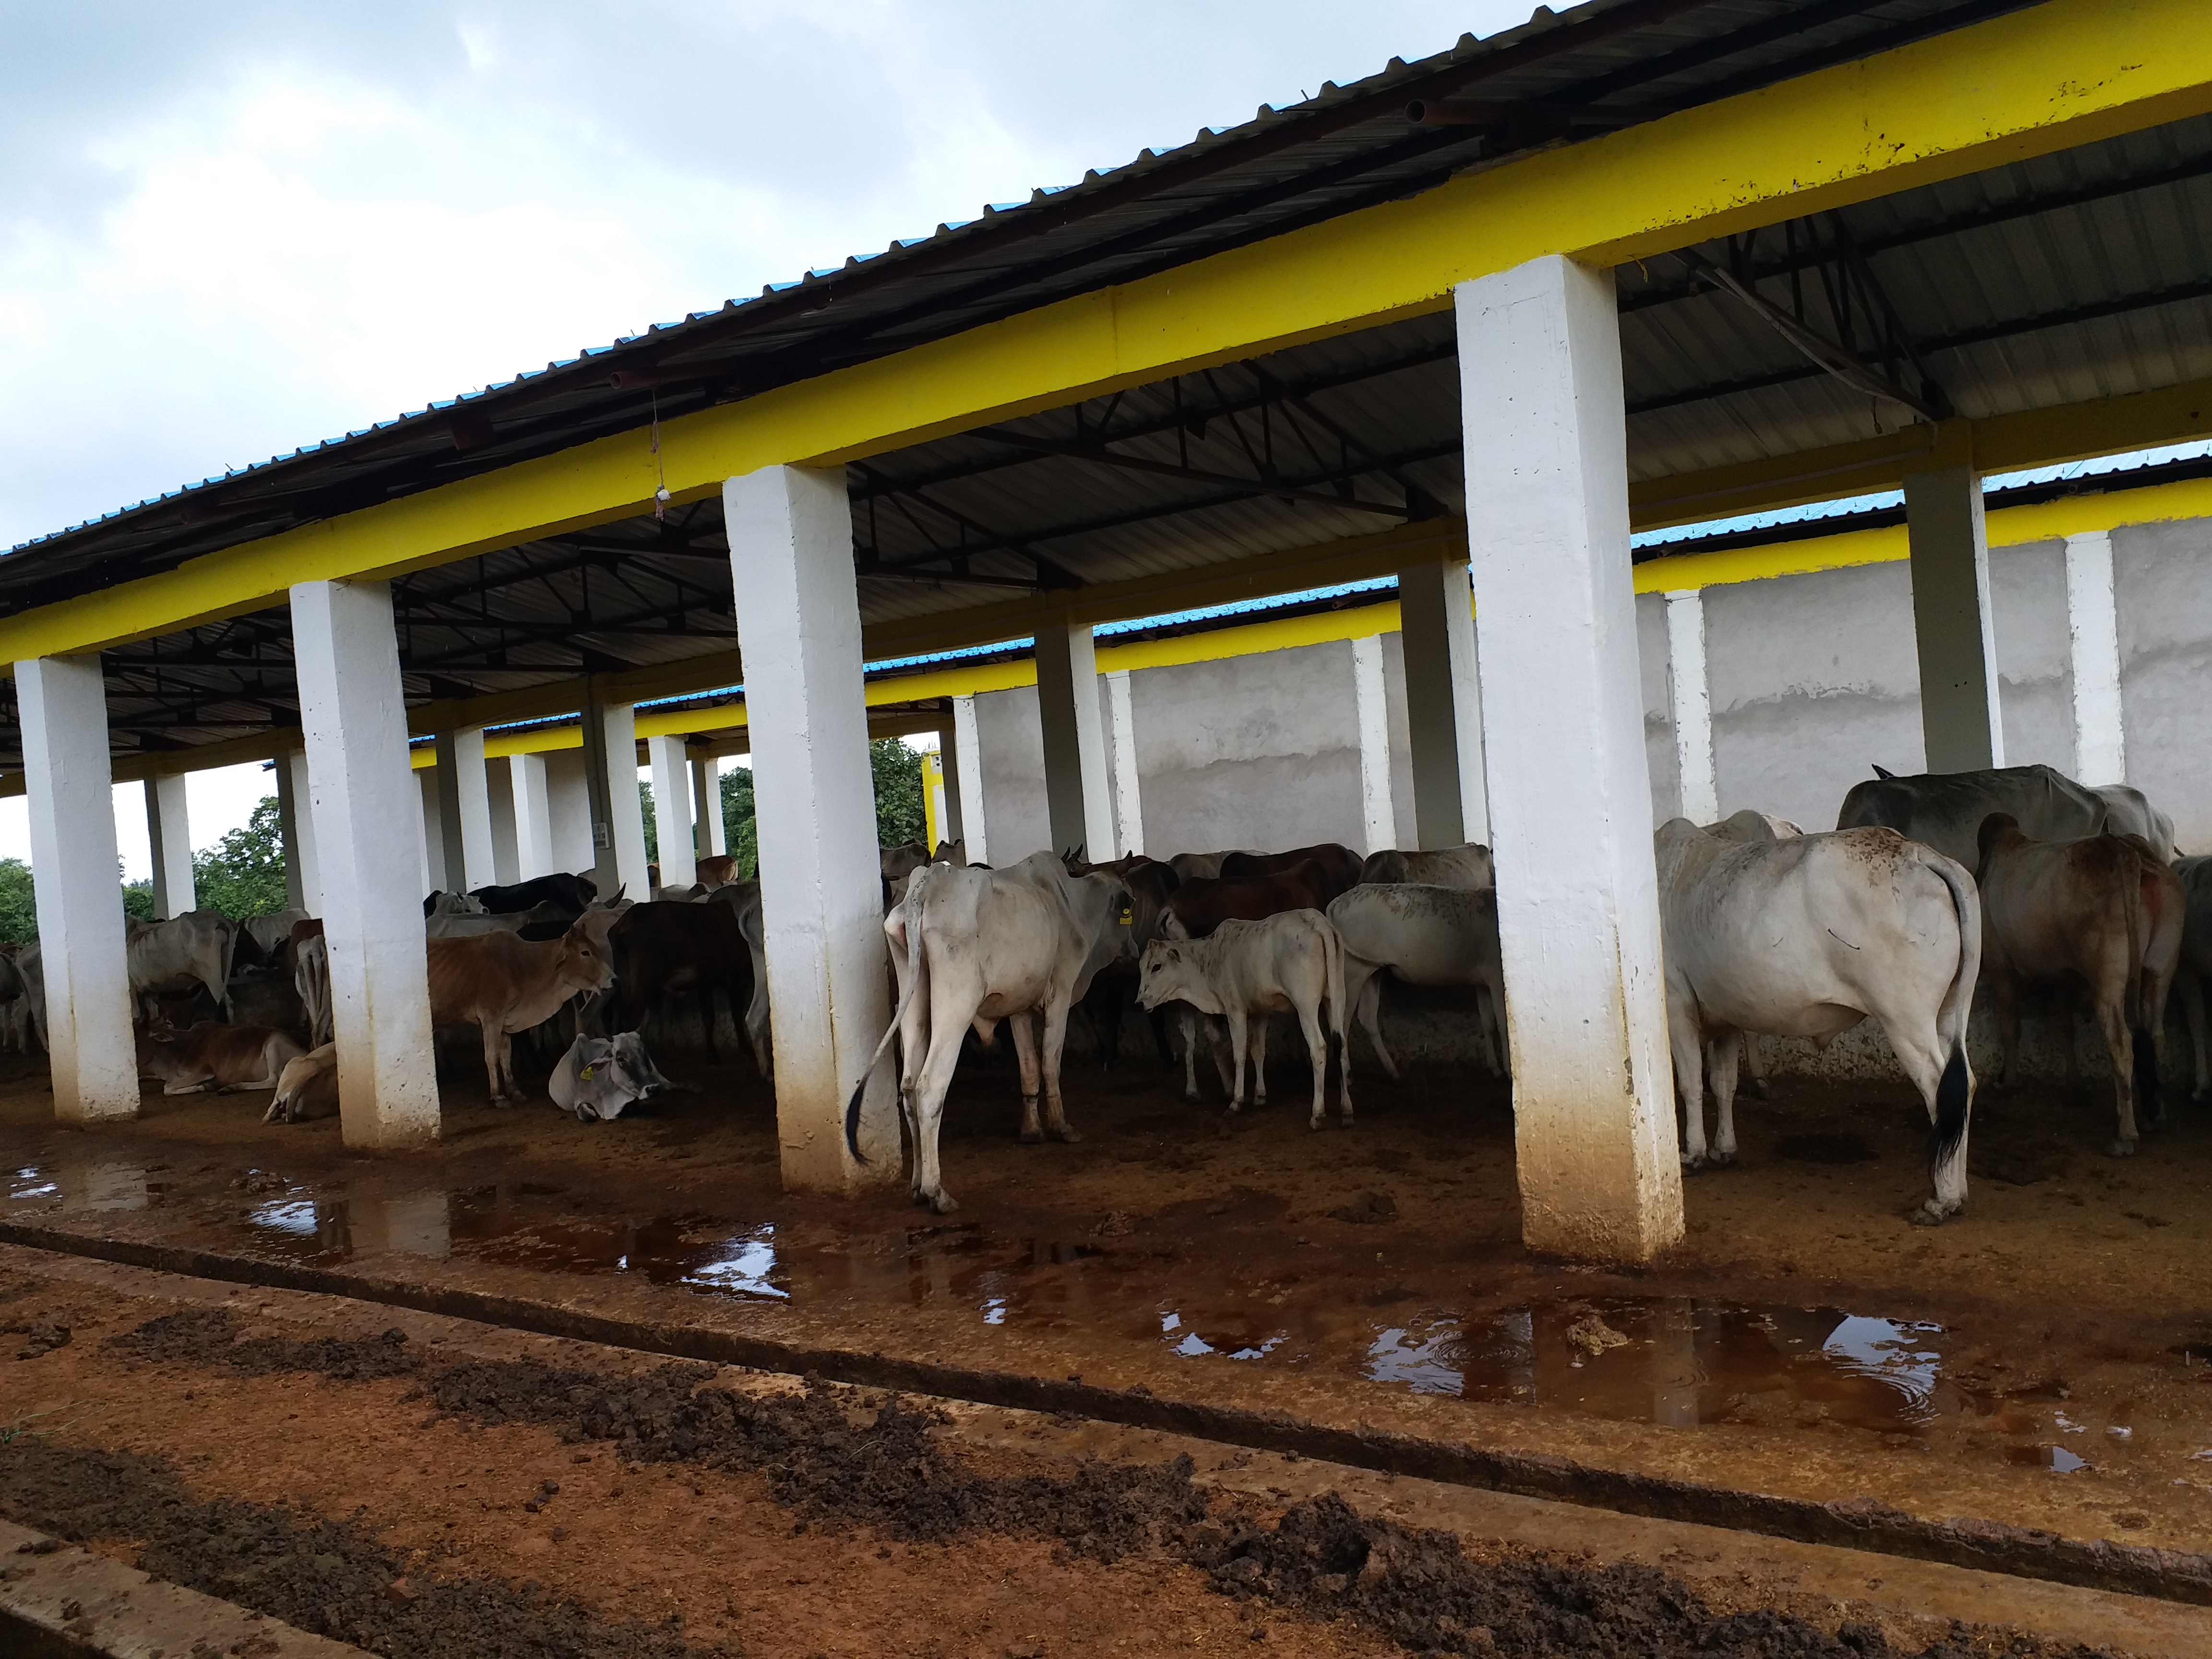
[1457,253,1682,1263]
[724,463,899,1192]
[692,756,727,858]
[1032,620,1115,861]
[1904,451,2004,773]
[15,656,137,1123]
[431,726,496,892]
[282,750,321,914]
[290,578,441,1149]
[416,769,442,893]
[2065,529,2127,786]
[543,748,595,877]
[508,752,556,879]
[931,713,966,850]
[1105,669,1143,857]
[579,686,649,900]
[951,694,988,864]
[1397,556,1490,847]
[647,733,696,889]
[1350,634,1399,856]
[1663,590,1719,824]
[486,760,519,885]
[144,773,195,919]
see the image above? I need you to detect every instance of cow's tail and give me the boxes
[845,864,931,1165]
[1921,848,1981,1176]
[1320,915,1347,1048]
[2122,846,2163,1129]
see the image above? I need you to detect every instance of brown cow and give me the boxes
[137,1021,305,1094]
[1977,814,2184,1156]
[606,901,757,1068]
[1066,854,1181,1068]
[1219,843,1362,902]
[1164,861,1335,940]
[695,854,741,890]
[428,924,616,1105]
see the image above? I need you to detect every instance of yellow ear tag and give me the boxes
[579,1065,595,1081]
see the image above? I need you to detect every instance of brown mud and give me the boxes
[1,1297,2123,1659]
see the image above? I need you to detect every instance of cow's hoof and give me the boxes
[1745,1079,1770,1099]
[1048,1126,1082,1144]
[2108,1138,2139,1158]
[1681,1154,1707,1173]
[1710,1149,1737,1168]
[1019,1127,1045,1144]
[1908,1200,1959,1227]
[928,1192,960,1215]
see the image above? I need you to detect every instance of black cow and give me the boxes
[469,873,599,916]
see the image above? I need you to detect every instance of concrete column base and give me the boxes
[1457,254,1683,1264]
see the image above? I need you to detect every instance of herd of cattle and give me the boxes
[854,761,2212,1218]
[0,761,2204,1226]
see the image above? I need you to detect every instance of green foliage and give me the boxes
[870,738,926,848]
[0,860,158,945]
[0,860,36,946]
[191,797,291,920]
[709,742,923,884]
[720,765,757,880]
[639,780,658,864]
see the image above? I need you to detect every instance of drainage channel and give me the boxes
[6,1214,2208,1610]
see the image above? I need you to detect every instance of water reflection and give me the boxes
[1362,1298,1960,1432]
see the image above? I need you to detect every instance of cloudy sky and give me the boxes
[1,0,1532,873]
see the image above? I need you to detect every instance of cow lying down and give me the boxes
[265,1042,337,1124]
[549,1031,673,1122]
[137,1021,305,1095]
[1138,909,1348,1129]
[1655,816,1980,1224]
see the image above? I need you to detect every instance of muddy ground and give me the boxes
[1,1015,2212,1644]
[0,1259,2149,1657]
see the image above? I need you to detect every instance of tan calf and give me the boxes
[137,1022,305,1094]
[427,923,615,1105]
[1977,814,2183,1156]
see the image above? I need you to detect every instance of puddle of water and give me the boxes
[1362,1298,1956,1432]
[4,1162,165,1212]
[2008,1443,2091,1472]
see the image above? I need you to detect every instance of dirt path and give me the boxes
[0,1253,2161,1658]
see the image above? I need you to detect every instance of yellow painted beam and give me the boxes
[1631,378,2212,530]
[0,0,2202,670]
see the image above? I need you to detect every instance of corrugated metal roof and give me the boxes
[22,0,2212,768]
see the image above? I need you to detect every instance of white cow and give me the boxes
[1356,844,1496,890]
[1655,817,1981,1224]
[549,1030,673,1122]
[1167,850,1249,882]
[1326,883,1503,1082]
[127,912,235,1018]
[293,933,333,1047]
[1137,909,1348,1129]
[1839,764,2176,866]
[242,909,310,963]
[849,854,1134,1213]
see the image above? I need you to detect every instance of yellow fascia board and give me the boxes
[1634,470,2212,592]
[0,0,2203,669]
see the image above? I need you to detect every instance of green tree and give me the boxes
[639,780,658,864]
[870,738,926,847]
[711,743,922,883]
[192,797,291,919]
[0,860,36,945]
[122,881,156,923]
